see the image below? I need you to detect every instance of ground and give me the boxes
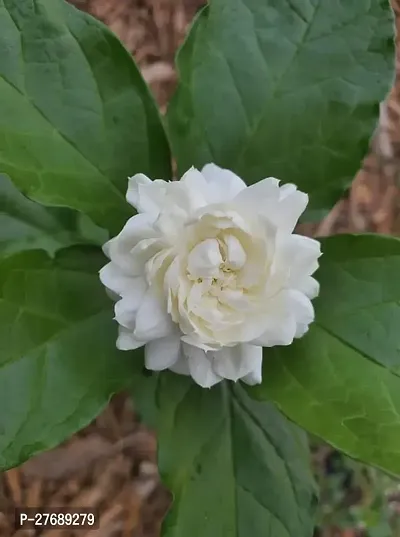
[1,1,400,536]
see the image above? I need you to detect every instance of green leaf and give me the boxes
[133,374,317,537]
[313,234,400,374]
[250,234,400,476]
[0,0,171,235]
[167,0,394,215]
[0,246,137,470]
[0,174,90,256]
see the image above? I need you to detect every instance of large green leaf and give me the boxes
[250,234,400,476]
[133,374,317,537]
[0,246,137,470]
[313,234,400,374]
[0,0,171,235]
[167,0,394,215]
[0,174,88,256]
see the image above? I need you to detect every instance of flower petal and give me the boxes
[145,248,174,288]
[234,177,280,208]
[235,179,307,232]
[127,174,167,214]
[183,343,223,388]
[99,263,136,297]
[252,317,297,347]
[129,170,208,219]
[251,292,297,347]
[114,299,136,329]
[187,238,222,279]
[117,327,145,350]
[296,276,320,300]
[224,234,246,269]
[114,277,147,329]
[289,289,315,333]
[134,288,175,341]
[145,334,181,371]
[213,344,262,382]
[201,163,246,202]
[130,238,165,277]
[169,355,191,376]
[218,288,251,311]
[179,167,209,206]
[275,235,321,289]
[276,184,308,232]
[241,347,263,385]
[295,323,310,338]
[126,173,150,210]
[103,213,158,273]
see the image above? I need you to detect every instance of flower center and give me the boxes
[185,233,248,306]
[187,233,246,281]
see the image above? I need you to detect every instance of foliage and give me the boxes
[167,0,394,217]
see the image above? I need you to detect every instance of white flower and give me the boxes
[100,164,321,388]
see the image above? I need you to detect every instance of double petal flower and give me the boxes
[100,164,321,388]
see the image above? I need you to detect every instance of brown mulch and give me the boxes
[0,396,171,537]
[1,1,400,536]
[69,0,204,111]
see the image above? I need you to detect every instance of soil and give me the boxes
[1,1,400,536]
